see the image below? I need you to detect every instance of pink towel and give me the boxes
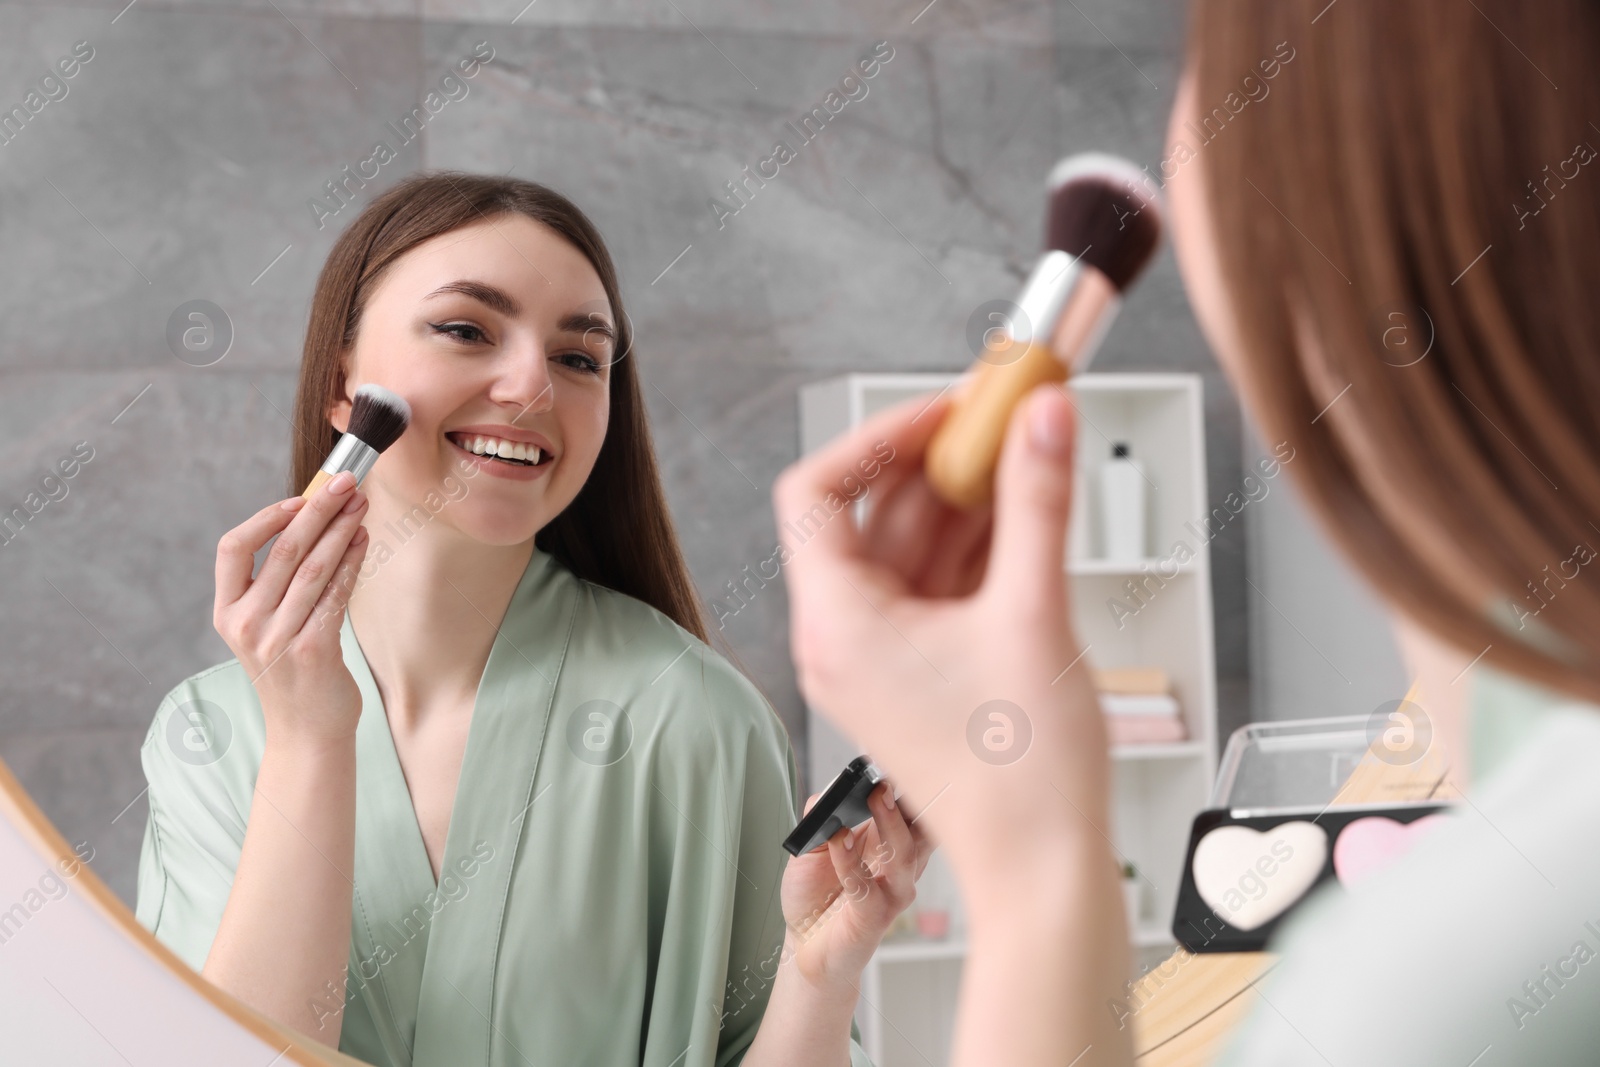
[1106,714,1188,744]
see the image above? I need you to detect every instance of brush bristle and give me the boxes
[1044,152,1164,292]
[346,384,412,454]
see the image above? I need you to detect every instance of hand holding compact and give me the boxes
[780,781,933,986]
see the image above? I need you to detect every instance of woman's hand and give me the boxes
[213,470,371,746]
[773,384,1133,1067]
[772,384,1111,904]
[202,470,373,1043]
[779,781,934,987]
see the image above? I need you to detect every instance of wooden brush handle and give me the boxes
[926,341,1068,509]
[301,469,335,500]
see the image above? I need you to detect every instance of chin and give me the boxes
[448,493,572,544]
[454,514,550,548]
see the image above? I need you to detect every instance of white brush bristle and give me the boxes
[353,382,411,422]
[1046,151,1151,194]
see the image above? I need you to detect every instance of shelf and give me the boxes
[1111,740,1209,761]
[1069,557,1198,577]
[875,939,968,964]
[873,921,1174,965]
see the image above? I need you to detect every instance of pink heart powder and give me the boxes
[1333,814,1450,888]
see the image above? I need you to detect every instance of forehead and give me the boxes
[384,214,611,316]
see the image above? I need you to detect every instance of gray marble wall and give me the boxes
[0,0,1245,907]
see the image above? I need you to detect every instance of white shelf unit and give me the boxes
[797,372,1219,1067]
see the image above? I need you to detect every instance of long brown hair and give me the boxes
[1186,1,1600,703]
[288,171,712,646]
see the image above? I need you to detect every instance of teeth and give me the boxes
[452,433,545,465]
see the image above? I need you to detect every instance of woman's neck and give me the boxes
[344,495,535,733]
[1392,614,1477,791]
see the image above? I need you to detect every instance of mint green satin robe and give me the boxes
[134,547,873,1066]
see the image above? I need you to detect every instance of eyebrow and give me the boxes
[558,312,616,345]
[424,280,615,345]
[426,279,521,317]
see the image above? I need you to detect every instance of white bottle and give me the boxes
[1099,441,1146,562]
[1068,459,1092,564]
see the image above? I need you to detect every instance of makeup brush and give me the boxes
[926,152,1164,509]
[300,383,412,498]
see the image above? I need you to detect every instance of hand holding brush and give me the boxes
[212,383,412,741]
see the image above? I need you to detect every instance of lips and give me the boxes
[445,431,554,468]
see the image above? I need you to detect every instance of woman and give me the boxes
[135,173,930,1067]
[774,1,1600,1064]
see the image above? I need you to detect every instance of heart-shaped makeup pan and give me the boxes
[1332,814,1449,888]
[1192,821,1329,932]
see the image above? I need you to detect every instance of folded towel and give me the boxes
[1106,714,1188,745]
[1092,666,1171,695]
[1099,692,1181,717]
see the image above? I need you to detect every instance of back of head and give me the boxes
[1185,0,1600,703]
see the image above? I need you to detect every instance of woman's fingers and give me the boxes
[214,498,305,616]
[863,783,917,901]
[307,521,371,637]
[268,499,370,641]
[861,472,947,581]
[919,503,994,597]
[237,472,362,619]
[826,825,876,908]
[905,816,936,880]
[982,385,1077,617]
[958,510,996,593]
[774,390,952,568]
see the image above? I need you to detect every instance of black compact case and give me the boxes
[783,756,885,856]
[1171,803,1452,953]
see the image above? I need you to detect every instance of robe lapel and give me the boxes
[342,610,442,1067]
[410,548,578,1067]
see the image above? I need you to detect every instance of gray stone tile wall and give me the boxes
[0,0,1243,906]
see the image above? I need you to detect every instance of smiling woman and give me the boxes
[133,172,919,1067]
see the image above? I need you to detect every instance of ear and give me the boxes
[326,355,353,434]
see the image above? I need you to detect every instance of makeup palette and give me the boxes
[1171,716,1457,953]
[1171,802,1452,952]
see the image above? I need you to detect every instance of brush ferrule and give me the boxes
[1056,284,1121,374]
[1012,250,1082,346]
[319,433,380,485]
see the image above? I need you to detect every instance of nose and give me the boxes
[489,342,555,421]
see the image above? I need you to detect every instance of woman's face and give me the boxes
[330,214,616,546]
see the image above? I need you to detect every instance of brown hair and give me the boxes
[288,171,713,646]
[1185,1,1600,703]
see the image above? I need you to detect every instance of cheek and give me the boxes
[561,384,611,469]
[1169,171,1241,378]
[1166,87,1246,387]
[587,383,612,447]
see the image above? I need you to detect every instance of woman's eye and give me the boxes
[429,322,486,344]
[556,352,603,375]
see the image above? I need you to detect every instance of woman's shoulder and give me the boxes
[139,656,266,791]
[1217,701,1600,1065]
[565,573,789,749]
